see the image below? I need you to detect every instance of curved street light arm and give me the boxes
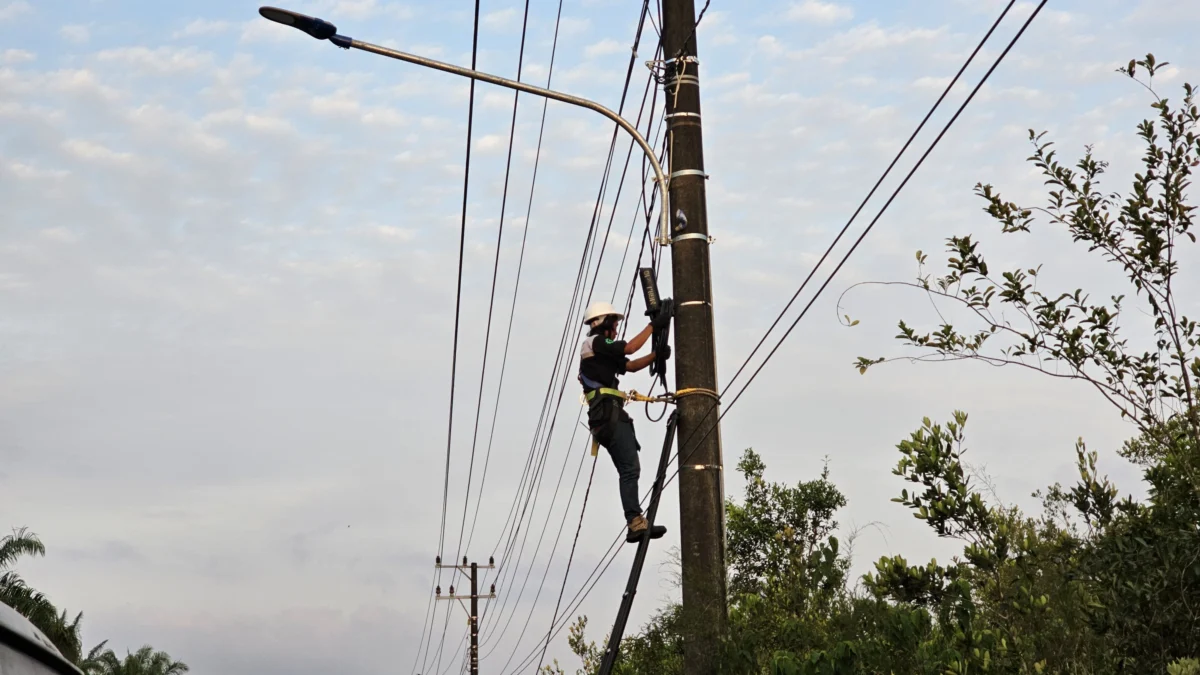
[336,35,672,246]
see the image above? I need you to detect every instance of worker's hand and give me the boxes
[651,299,674,330]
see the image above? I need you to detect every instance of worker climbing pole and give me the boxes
[578,268,674,544]
[581,267,719,675]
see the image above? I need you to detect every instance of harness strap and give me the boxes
[585,387,627,402]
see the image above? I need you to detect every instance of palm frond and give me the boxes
[0,527,46,569]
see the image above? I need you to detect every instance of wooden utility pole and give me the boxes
[433,556,496,675]
[661,0,728,673]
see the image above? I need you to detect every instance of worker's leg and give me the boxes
[604,419,642,524]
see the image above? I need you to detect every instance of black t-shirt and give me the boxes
[579,334,628,391]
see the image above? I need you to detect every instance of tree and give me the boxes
[84,646,189,675]
[560,53,1200,675]
[842,53,1200,672]
[0,527,87,662]
[846,53,1199,471]
[2,527,184,672]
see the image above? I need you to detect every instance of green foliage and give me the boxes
[1,526,186,674]
[85,646,188,675]
[562,53,1200,675]
[846,53,1200,459]
[0,527,86,663]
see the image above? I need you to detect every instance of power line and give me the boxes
[449,0,486,570]
[720,0,1020,399]
[414,5,536,673]
[478,4,661,659]
[461,0,534,570]
[473,0,581,645]
[660,0,1049,496]
[425,2,483,672]
[498,4,1047,667]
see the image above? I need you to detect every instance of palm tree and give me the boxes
[84,646,188,675]
[0,527,86,663]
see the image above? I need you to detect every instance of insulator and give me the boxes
[435,556,441,564]
[489,556,494,565]
[449,586,455,595]
[490,584,496,593]
[435,586,441,595]
[462,556,468,566]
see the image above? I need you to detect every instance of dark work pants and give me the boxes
[600,418,642,524]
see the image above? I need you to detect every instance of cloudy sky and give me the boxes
[3,0,1199,673]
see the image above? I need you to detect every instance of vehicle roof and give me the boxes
[0,601,83,675]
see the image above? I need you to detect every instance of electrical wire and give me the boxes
[496,3,1047,667]
[461,0,534,566]
[422,3,482,672]
[478,4,659,660]
[660,0,1050,497]
[720,0,1019,399]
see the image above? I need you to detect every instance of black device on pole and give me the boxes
[638,267,673,386]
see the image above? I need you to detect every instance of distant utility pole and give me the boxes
[431,557,496,675]
[661,0,729,673]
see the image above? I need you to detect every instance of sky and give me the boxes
[2,0,1200,673]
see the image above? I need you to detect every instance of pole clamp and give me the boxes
[663,75,699,89]
[672,233,715,245]
[669,169,708,180]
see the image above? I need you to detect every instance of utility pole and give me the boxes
[661,1,728,673]
[432,556,496,675]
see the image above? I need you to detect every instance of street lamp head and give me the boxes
[258,6,338,41]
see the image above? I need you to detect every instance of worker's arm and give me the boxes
[626,352,656,372]
[623,324,653,354]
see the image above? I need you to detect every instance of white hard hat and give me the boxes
[583,301,623,326]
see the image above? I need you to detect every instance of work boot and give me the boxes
[626,515,667,543]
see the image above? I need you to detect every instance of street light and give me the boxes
[257,6,672,245]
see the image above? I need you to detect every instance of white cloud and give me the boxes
[584,38,624,59]
[786,0,853,23]
[481,91,512,111]
[913,75,952,90]
[310,94,361,118]
[483,7,517,29]
[326,0,414,20]
[475,134,508,154]
[360,107,409,127]
[174,19,233,38]
[60,24,90,44]
[558,17,590,36]
[1,48,34,64]
[0,0,30,21]
[95,46,215,75]
[802,21,945,57]
[369,225,415,241]
[55,69,122,101]
[6,161,68,180]
[201,109,296,134]
[61,139,134,164]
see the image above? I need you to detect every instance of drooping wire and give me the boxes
[478,4,660,658]
[720,0,1020,400]
[472,0,579,646]
[673,0,711,59]
[449,0,489,572]
[501,2,1046,666]
[659,0,1049,495]
[460,0,535,566]
[423,2,483,673]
